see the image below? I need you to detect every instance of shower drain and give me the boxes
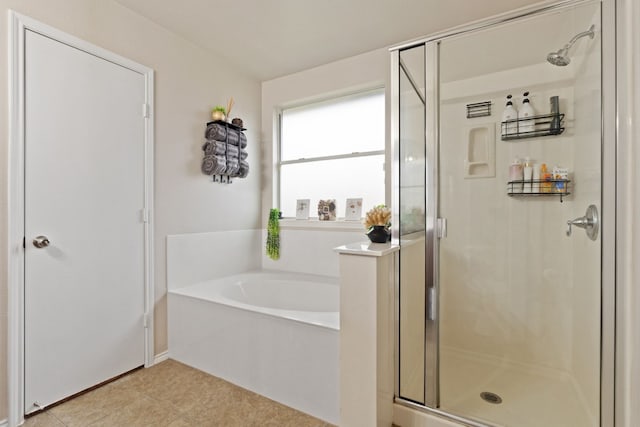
[480,391,503,404]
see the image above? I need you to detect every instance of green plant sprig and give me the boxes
[266,208,280,260]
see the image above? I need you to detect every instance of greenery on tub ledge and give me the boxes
[266,208,280,260]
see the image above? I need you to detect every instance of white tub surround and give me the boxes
[262,227,364,277]
[170,270,339,330]
[167,231,339,424]
[168,274,339,424]
[335,241,399,427]
[167,230,263,289]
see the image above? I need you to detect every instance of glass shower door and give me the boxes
[436,3,602,426]
[395,43,427,405]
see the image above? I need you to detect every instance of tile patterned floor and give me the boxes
[24,359,334,427]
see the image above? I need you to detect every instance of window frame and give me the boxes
[276,88,386,220]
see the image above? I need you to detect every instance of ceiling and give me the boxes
[114,0,551,81]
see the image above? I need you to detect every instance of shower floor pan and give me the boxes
[439,347,596,427]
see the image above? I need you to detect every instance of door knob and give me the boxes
[566,205,599,241]
[33,236,50,248]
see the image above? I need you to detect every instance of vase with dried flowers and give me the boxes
[364,205,391,243]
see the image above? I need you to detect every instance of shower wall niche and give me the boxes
[393,2,602,426]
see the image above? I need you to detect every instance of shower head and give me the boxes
[547,24,596,66]
[547,48,571,66]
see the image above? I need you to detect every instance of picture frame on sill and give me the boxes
[345,198,363,221]
[296,199,310,220]
[317,199,336,221]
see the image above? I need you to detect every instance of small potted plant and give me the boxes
[211,106,226,121]
[364,205,391,243]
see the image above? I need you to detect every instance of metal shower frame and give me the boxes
[389,0,615,426]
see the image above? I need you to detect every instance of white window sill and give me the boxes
[279,218,365,232]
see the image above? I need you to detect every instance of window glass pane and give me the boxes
[281,91,385,161]
[280,155,385,218]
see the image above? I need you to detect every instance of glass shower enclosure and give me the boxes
[391,1,606,426]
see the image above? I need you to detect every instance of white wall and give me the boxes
[0,0,261,420]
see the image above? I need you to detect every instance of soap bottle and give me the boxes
[520,91,536,134]
[502,94,518,136]
[532,162,541,193]
[553,166,569,192]
[523,157,533,193]
[509,158,524,193]
[540,163,552,193]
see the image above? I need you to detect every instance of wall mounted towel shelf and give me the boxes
[202,120,249,184]
[206,119,246,132]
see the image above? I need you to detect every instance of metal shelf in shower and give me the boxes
[501,112,565,140]
[507,179,571,202]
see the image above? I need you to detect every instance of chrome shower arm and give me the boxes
[565,24,595,50]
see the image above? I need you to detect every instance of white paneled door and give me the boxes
[24,29,146,413]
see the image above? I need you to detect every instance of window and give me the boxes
[278,89,385,218]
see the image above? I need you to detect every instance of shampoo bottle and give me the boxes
[523,157,533,193]
[540,163,552,193]
[520,91,536,134]
[553,166,569,192]
[532,163,541,193]
[509,158,524,193]
[549,96,561,134]
[502,95,518,136]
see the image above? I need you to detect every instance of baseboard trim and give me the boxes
[0,418,8,427]
[153,351,169,365]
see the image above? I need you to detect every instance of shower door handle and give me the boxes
[427,287,437,321]
[566,204,598,241]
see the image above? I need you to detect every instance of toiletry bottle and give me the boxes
[532,163,541,193]
[553,166,569,192]
[523,157,533,193]
[549,96,561,134]
[509,158,524,193]
[502,94,518,136]
[540,163,552,193]
[520,91,536,134]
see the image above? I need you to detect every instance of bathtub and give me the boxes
[168,270,340,424]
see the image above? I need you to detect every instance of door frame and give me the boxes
[7,11,155,426]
